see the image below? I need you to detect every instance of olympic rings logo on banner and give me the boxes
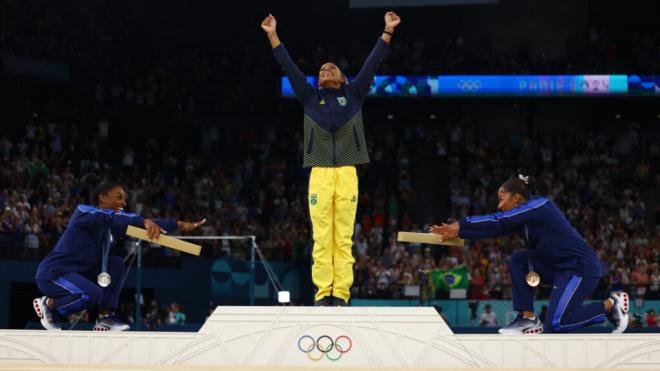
[457,80,482,91]
[297,335,353,362]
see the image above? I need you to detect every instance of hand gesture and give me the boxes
[384,11,401,31]
[144,219,167,240]
[177,218,207,232]
[429,222,459,240]
[261,14,277,34]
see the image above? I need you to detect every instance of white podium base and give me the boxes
[0,306,659,369]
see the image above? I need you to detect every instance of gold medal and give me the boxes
[525,272,540,287]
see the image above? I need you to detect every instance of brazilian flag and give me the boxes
[431,266,469,291]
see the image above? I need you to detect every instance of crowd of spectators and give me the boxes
[2,99,659,304]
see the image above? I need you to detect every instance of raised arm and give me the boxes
[261,14,313,102]
[353,11,401,99]
[261,13,281,49]
[381,11,401,44]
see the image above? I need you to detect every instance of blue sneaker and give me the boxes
[498,315,543,335]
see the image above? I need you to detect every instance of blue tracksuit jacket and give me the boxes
[36,205,176,280]
[458,196,603,278]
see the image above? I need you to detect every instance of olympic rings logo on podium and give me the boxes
[297,335,353,361]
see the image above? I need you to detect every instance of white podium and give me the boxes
[1,306,660,368]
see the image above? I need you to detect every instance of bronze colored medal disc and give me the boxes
[525,272,540,287]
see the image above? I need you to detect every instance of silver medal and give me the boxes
[97,272,111,288]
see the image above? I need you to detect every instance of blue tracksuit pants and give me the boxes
[508,250,606,332]
[35,256,124,317]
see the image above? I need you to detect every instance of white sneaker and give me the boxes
[609,291,629,334]
[32,296,61,331]
[93,315,130,331]
[498,315,544,335]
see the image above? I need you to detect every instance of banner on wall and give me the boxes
[280,75,657,97]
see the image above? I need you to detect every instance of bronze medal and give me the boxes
[525,272,540,287]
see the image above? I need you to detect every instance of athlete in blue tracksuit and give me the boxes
[33,181,205,331]
[432,175,629,334]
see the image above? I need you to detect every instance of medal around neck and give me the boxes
[97,272,111,288]
[525,272,540,287]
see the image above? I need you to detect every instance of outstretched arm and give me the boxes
[353,12,401,99]
[431,198,548,240]
[431,217,521,241]
[76,205,206,240]
[142,218,207,239]
[261,14,313,102]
